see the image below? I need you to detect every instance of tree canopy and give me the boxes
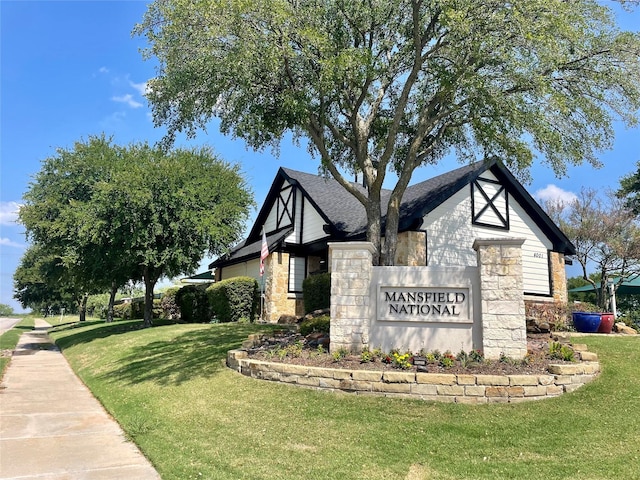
[17,136,254,326]
[546,188,640,310]
[618,160,640,215]
[136,0,640,265]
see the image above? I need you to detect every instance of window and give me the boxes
[288,256,306,293]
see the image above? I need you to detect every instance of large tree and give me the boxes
[89,143,253,327]
[546,189,640,311]
[135,0,640,265]
[19,136,253,327]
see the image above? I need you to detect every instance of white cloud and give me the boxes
[111,94,143,109]
[99,66,109,74]
[0,201,21,226]
[100,111,127,129]
[129,80,149,96]
[534,184,578,205]
[0,237,24,249]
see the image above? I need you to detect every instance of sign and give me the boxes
[377,286,472,323]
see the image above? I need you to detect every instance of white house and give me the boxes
[210,159,575,321]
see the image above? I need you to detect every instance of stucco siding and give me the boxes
[220,259,261,282]
[424,175,552,295]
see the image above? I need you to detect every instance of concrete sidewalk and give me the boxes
[0,319,161,479]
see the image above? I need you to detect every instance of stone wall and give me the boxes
[550,251,568,304]
[473,238,527,359]
[227,347,600,404]
[394,231,427,266]
[329,242,375,353]
[263,252,303,322]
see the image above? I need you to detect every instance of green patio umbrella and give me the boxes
[568,276,640,316]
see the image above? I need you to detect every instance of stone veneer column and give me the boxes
[473,238,527,360]
[550,251,568,303]
[328,242,375,354]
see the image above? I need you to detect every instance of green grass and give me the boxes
[49,321,640,480]
[0,316,35,379]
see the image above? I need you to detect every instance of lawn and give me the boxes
[48,320,640,480]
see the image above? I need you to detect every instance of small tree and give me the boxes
[547,188,640,311]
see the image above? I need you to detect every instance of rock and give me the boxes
[527,317,551,334]
[615,322,638,335]
[304,308,330,321]
[277,314,300,325]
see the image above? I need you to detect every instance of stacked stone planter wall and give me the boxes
[227,344,600,404]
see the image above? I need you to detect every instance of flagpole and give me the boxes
[260,226,268,322]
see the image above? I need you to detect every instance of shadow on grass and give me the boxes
[51,319,176,350]
[102,323,278,387]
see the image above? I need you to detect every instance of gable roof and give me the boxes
[212,160,575,268]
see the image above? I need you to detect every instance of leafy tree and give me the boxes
[0,304,14,316]
[546,189,640,310]
[19,136,135,321]
[135,0,640,265]
[13,244,78,316]
[90,143,253,327]
[618,160,640,215]
[18,136,253,327]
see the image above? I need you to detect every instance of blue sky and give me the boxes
[1,1,638,313]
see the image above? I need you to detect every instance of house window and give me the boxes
[288,256,306,293]
[471,178,509,229]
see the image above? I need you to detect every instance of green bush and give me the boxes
[175,284,211,323]
[299,315,330,336]
[206,277,259,322]
[160,287,181,320]
[113,302,132,319]
[303,272,330,314]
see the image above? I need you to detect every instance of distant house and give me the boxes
[210,159,575,321]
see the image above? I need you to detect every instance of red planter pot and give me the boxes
[598,313,615,334]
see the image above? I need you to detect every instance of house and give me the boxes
[210,159,575,321]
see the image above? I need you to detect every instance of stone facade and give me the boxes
[394,231,427,266]
[263,252,304,322]
[549,251,568,304]
[328,242,375,353]
[473,238,527,359]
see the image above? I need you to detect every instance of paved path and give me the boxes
[0,319,161,479]
[0,318,21,336]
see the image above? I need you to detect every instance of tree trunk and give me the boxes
[142,266,157,328]
[78,294,88,322]
[106,280,118,323]
[364,193,383,265]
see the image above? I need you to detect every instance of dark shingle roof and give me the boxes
[213,159,574,268]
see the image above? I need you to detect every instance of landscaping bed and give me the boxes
[244,330,576,376]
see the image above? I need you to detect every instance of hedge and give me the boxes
[175,284,211,323]
[303,272,330,313]
[207,277,259,322]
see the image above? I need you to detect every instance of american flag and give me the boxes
[260,229,269,276]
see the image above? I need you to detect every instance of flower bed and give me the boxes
[227,333,600,404]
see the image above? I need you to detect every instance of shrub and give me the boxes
[525,300,572,331]
[299,315,330,336]
[175,284,210,323]
[160,287,181,320]
[303,272,330,313]
[206,277,259,322]
[113,302,132,319]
